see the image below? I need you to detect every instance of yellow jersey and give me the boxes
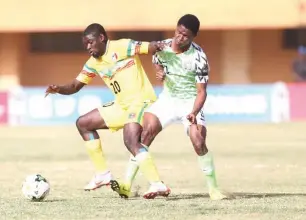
[76,39,157,109]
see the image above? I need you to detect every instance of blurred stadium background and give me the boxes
[1,0,306,219]
[0,0,306,124]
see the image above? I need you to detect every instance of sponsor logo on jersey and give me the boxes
[182,60,193,71]
[112,53,118,61]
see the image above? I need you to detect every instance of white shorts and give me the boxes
[145,93,206,134]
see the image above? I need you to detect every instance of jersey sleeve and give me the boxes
[76,58,98,84]
[118,39,150,57]
[195,48,209,84]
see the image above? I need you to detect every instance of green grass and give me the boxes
[0,122,306,220]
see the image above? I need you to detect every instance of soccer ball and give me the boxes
[22,174,50,201]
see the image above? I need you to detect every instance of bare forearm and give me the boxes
[58,80,85,95]
[57,84,79,95]
[191,91,207,116]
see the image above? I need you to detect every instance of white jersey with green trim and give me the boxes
[153,39,209,99]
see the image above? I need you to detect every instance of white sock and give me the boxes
[124,155,139,187]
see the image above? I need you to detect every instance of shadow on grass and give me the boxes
[41,199,68,203]
[90,190,306,201]
[234,192,306,199]
[165,192,306,201]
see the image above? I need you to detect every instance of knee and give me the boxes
[193,138,205,150]
[76,115,88,131]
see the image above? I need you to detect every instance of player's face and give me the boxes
[82,34,106,58]
[174,25,195,48]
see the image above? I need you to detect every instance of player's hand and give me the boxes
[156,70,166,81]
[149,41,168,54]
[155,41,166,52]
[154,64,166,81]
[45,85,60,97]
[186,113,197,124]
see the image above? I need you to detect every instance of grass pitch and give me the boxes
[0,122,306,220]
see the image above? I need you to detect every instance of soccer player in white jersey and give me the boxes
[111,14,229,200]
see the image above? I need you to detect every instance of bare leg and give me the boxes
[75,109,112,191]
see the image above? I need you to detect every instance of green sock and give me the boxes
[198,151,218,189]
[124,155,139,189]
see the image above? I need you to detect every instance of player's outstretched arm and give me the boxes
[45,79,85,97]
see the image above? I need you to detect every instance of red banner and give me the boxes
[0,92,8,124]
[288,83,306,120]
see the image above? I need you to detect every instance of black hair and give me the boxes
[177,14,200,36]
[83,23,108,39]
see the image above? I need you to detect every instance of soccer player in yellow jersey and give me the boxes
[45,23,170,199]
